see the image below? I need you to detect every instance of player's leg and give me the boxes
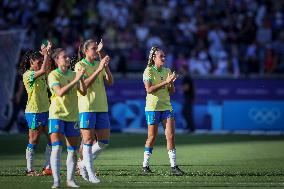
[64,121,80,187]
[162,111,185,175]
[142,111,159,174]
[76,136,84,176]
[92,112,110,160]
[49,119,64,188]
[25,113,42,176]
[80,112,100,183]
[41,112,52,175]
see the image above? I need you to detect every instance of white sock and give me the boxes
[142,147,153,167]
[92,141,108,160]
[43,144,52,169]
[51,145,62,183]
[66,148,77,182]
[26,147,35,171]
[83,144,96,179]
[168,148,176,167]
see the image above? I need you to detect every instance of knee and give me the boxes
[29,137,39,145]
[166,132,175,141]
[146,135,156,145]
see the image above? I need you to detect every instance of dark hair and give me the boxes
[77,39,96,60]
[147,46,160,67]
[50,48,65,69]
[18,50,43,74]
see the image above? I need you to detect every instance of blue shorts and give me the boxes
[49,119,80,137]
[79,112,110,129]
[145,110,174,125]
[25,112,48,130]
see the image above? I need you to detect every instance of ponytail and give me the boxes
[77,42,85,60]
[147,46,159,67]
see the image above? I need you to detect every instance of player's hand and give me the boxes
[98,55,110,71]
[76,68,85,81]
[40,40,52,56]
[166,72,177,84]
[96,39,103,53]
[104,55,110,67]
[171,71,179,83]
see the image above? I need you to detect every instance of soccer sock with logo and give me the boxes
[50,141,62,184]
[43,143,52,169]
[66,146,77,182]
[92,140,109,160]
[83,143,96,179]
[26,143,36,172]
[143,147,153,167]
[168,148,176,167]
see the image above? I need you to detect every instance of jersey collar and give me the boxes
[152,65,163,72]
[56,68,70,75]
[82,58,96,66]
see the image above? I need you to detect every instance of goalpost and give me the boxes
[0,29,26,131]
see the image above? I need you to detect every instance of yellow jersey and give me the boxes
[48,69,78,121]
[23,70,49,113]
[143,66,173,111]
[74,58,108,112]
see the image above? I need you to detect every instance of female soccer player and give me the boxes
[74,39,112,183]
[142,46,185,175]
[48,48,87,188]
[20,43,53,176]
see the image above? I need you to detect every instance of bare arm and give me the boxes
[84,56,109,88]
[167,83,175,95]
[104,65,113,86]
[52,70,84,97]
[33,53,49,79]
[77,78,87,96]
[52,79,79,97]
[144,80,169,94]
[144,72,177,94]
[34,40,52,79]
[84,68,103,88]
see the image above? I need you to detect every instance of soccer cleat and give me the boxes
[141,166,153,174]
[51,182,60,188]
[171,166,185,176]
[26,170,39,176]
[77,159,89,181]
[66,180,80,188]
[42,168,52,176]
[88,175,100,184]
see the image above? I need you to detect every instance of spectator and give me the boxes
[0,0,283,75]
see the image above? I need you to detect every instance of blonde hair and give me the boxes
[147,46,159,67]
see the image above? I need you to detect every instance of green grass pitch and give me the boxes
[0,133,284,188]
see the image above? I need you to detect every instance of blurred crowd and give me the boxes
[1,0,284,76]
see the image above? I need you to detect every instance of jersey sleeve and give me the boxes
[48,72,60,90]
[143,68,152,83]
[23,70,35,89]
